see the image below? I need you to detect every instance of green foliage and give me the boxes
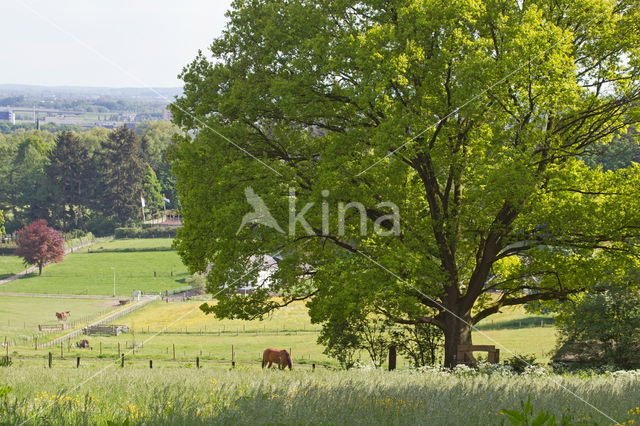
[506,354,539,374]
[0,210,5,237]
[46,131,92,231]
[0,122,178,233]
[96,126,146,225]
[582,127,640,171]
[142,166,164,214]
[554,285,640,369]
[171,0,640,366]
[138,121,181,209]
[501,397,575,426]
[390,323,443,367]
[318,319,361,369]
[114,227,177,239]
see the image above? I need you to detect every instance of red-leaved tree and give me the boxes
[15,220,65,275]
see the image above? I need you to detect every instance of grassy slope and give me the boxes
[0,239,189,296]
[0,254,25,280]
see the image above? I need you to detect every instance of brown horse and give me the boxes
[262,348,292,370]
[55,311,70,321]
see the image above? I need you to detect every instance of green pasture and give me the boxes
[17,332,331,366]
[113,300,557,362]
[116,299,321,334]
[0,255,25,280]
[0,239,189,296]
[0,296,121,341]
[1,366,637,425]
[7,300,557,366]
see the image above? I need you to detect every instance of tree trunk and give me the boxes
[442,312,474,368]
[38,263,43,276]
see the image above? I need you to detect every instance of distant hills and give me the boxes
[0,84,182,101]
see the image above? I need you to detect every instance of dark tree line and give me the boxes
[0,122,179,235]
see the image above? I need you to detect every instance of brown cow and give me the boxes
[262,348,292,370]
[76,339,90,349]
[55,311,70,321]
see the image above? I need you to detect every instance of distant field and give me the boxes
[0,295,120,341]
[0,254,25,280]
[0,239,189,296]
[118,300,321,333]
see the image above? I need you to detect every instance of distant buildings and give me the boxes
[0,110,15,124]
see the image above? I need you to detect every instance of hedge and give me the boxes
[114,227,178,239]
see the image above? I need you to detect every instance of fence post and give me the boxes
[388,345,397,371]
[121,354,124,368]
[76,357,80,368]
[60,342,64,359]
[149,360,153,369]
[99,342,102,356]
[196,357,200,369]
[34,337,37,350]
[48,352,52,368]
[231,345,234,363]
[312,363,316,371]
[172,344,176,360]
[117,342,121,358]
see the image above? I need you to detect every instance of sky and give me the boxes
[0,0,233,88]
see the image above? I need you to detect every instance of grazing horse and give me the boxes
[55,311,70,321]
[76,339,90,349]
[262,348,292,370]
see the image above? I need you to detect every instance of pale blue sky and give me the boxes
[0,0,233,88]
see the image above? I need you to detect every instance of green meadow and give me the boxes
[0,255,25,280]
[1,367,638,425]
[0,239,189,296]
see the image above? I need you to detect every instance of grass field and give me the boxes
[0,239,189,296]
[1,367,637,425]
[108,300,557,363]
[117,299,321,333]
[0,254,25,280]
[0,296,122,342]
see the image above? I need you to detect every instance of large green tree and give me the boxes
[171,0,640,367]
[46,131,92,231]
[97,126,146,225]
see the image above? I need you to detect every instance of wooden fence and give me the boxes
[36,296,159,349]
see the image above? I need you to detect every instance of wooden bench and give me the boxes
[456,344,500,365]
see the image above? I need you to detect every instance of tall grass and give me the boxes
[0,366,638,424]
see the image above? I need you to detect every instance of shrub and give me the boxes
[506,354,539,374]
[553,285,640,370]
[114,227,177,239]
